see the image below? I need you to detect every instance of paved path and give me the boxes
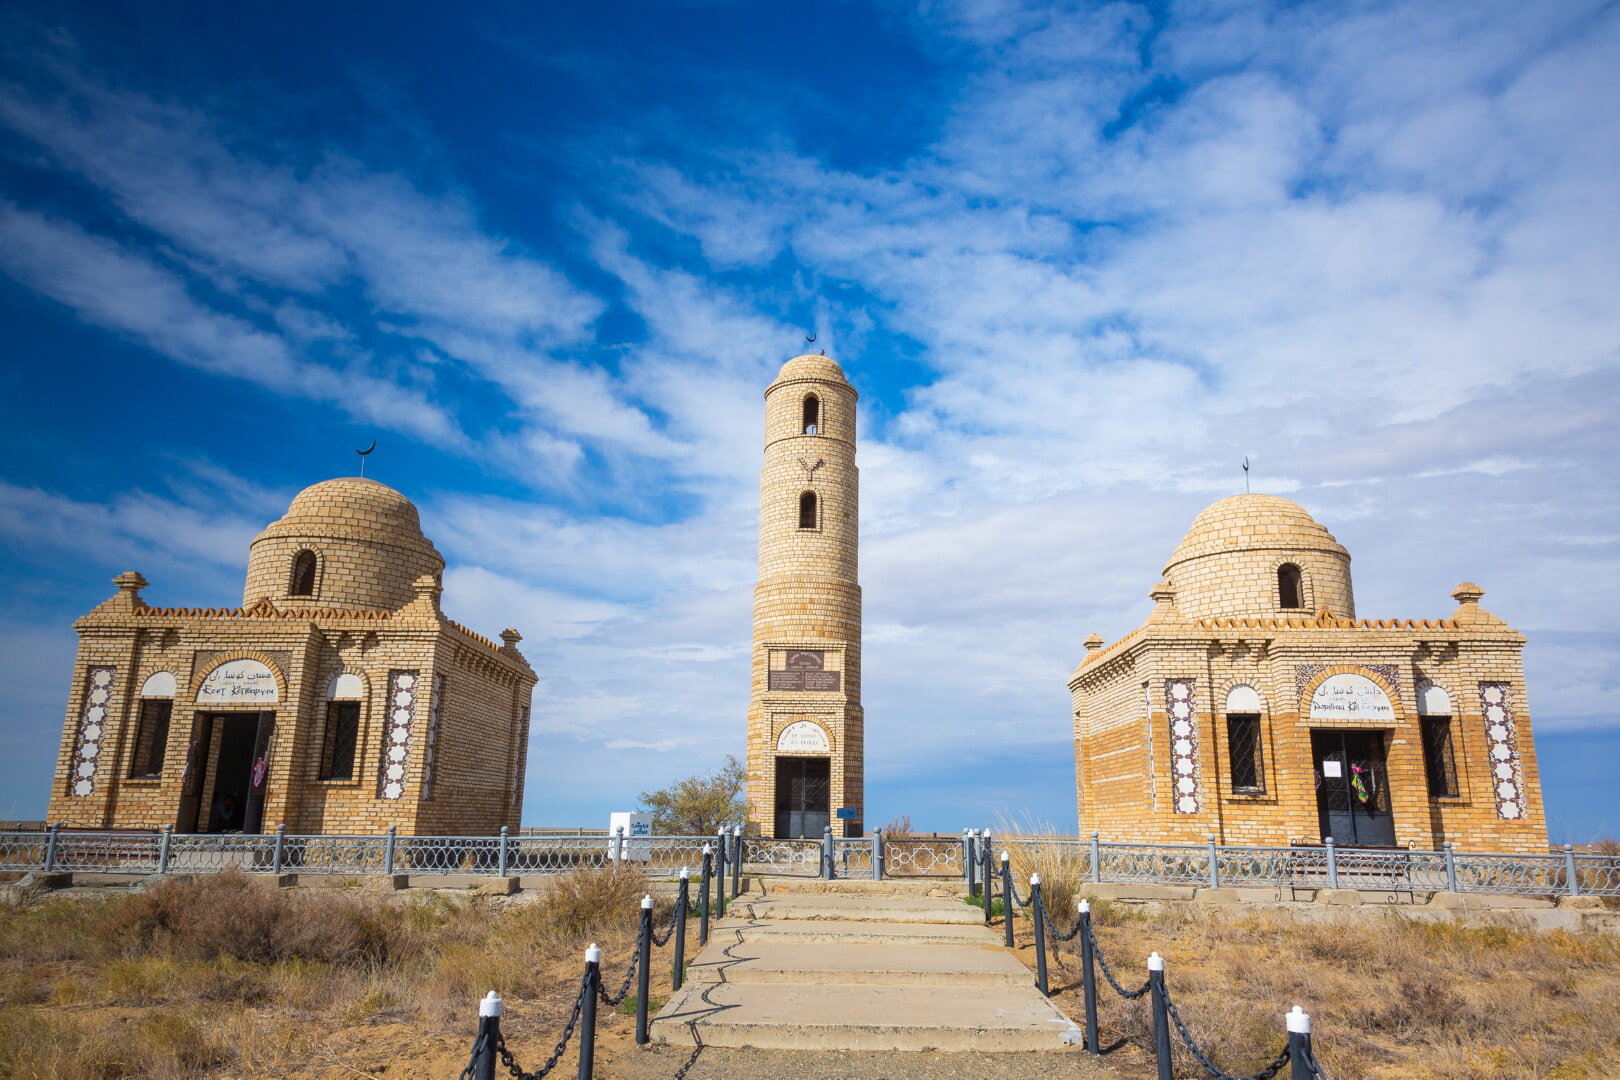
[649,882,1087,1053]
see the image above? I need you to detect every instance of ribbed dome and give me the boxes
[243,477,444,611]
[1165,494,1348,573]
[770,353,852,391]
[1162,494,1356,620]
[275,477,427,544]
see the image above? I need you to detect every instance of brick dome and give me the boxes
[1162,494,1355,620]
[243,478,445,612]
[770,353,853,391]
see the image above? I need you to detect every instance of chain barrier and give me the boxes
[1039,902,1083,942]
[459,969,590,1080]
[599,941,640,1007]
[1160,981,1293,1080]
[651,905,680,948]
[1085,922,1150,999]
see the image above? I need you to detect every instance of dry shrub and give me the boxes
[0,1003,232,1079]
[879,814,913,837]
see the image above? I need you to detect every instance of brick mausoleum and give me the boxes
[46,477,537,836]
[1069,494,1549,852]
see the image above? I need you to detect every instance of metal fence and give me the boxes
[4,824,1615,899]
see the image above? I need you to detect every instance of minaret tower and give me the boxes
[746,353,864,838]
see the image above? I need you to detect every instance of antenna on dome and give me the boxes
[356,440,377,477]
[1242,456,1250,494]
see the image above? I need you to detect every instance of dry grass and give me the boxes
[0,869,677,1079]
[1006,900,1620,1079]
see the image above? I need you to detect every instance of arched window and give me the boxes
[1224,685,1265,793]
[802,395,819,435]
[1277,563,1302,609]
[799,491,817,529]
[290,550,317,597]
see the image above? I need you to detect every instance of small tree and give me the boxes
[638,755,748,836]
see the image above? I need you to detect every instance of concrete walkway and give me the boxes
[649,883,1084,1052]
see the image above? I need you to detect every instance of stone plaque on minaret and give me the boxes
[746,354,864,838]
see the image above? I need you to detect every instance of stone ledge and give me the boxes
[1314,888,1362,906]
[1080,883,1198,902]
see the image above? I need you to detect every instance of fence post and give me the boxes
[965,830,977,895]
[1031,874,1049,996]
[472,990,502,1080]
[823,825,835,880]
[673,867,689,992]
[731,826,743,899]
[498,825,510,878]
[579,944,600,1080]
[384,825,397,876]
[1001,851,1015,949]
[635,895,653,1045]
[613,827,624,871]
[1287,1005,1313,1080]
[714,829,727,918]
[1324,836,1338,890]
[158,824,174,875]
[1206,833,1219,890]
[872,829,883,881]
[1443,840,1458,894]
[1564,843,1580,897]
[271,823,286,875]
[1090,831,1102,884]
[981,832,993,923]
[699,845,712,947]
[1079,900,1099,1055]
[1148,952,1172,1080]
[43,822,61,873]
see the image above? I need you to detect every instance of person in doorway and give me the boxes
[208,792,241,833]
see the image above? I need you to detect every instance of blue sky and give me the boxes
[1,1,1616,840]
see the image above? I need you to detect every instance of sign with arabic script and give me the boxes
[196,659,279,703]
[1308,673,1393,721]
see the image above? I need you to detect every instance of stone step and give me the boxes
[684,941,1033,987]
[710,917,1000,947]
[734,894,985,924]
[751,878,967,897]
[649,982,1082,1051]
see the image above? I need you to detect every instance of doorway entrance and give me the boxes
[177,712,276,834]
[774,756,830,839]
[1312,729,1395,847]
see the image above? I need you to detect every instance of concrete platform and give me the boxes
[713,917,1002,947]
[650,983,1082,1051]
[685,942,1032,987]
[734,894,986,924]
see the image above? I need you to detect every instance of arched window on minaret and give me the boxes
[799,491,818,529]
[290,550,318,597]
[802,394,819,435]
[1277,563,1303,609]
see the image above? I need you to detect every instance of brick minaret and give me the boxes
[745,354,864,838]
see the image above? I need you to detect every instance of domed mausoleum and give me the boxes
[47,478,536,836]
[1069,494,1547,852]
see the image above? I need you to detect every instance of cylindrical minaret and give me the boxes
[746,353,864,838]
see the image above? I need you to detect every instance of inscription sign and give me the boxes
[777,721,831,753]
[786,650,824,670]
[1308,673,1394,721]
[769,669,842,692]
[197,659,279,703]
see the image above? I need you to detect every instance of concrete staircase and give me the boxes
[649,881,1082,1052]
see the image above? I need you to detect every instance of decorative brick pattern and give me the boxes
[1479,683,1527,821]
[380,670,419,800]
[69,667,116,798]
[1071,497,1548,853]
[46,480,536,835]
[1165,679,1201,814]
[746,355,865,838]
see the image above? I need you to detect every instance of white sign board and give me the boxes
[1308,673,1394,722]
[608,811,653,862]
[196,659,279,704]
[776,720,830,753]
[1322,760,1343,778]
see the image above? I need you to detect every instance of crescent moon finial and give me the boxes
[806,332,816,343]
[357,441,377,456]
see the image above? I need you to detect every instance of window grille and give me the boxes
[1226,714,1265,793]
[1421,716,1459,797]
[128,699,172,779]
[319,701,360,781]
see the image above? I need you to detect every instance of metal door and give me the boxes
[1312,729,1396,847]
[774,756,830,838]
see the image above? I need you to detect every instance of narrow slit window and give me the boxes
[290,550,318,597]
[1226,714,1265,793]
[128,699,172,779]
[802,395,819,435]
[319,701,360,781]
[799,491,817,529]
[1420,717,1459,797]
[1277,563,1302,609]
